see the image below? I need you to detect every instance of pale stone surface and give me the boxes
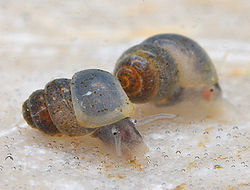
[0,0,249,189]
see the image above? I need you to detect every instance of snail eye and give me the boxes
[129,118,137,124]
[111,127,120,136]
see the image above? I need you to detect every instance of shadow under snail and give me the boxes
[114,33,222,105]
[22,69,174,157]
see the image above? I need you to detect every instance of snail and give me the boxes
[22,69,174,157]
[114,33,221,105]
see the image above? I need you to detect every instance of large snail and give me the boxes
[114,34,221,105]
[22,69,148,157]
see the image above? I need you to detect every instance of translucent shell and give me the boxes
[114,33,220,104]
[143,34,219,87]
[70,69,134,128]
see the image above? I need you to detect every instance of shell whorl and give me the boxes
[22,81,94,136]
[114,43,179,104]
[22,90,60,135]
[115,54,160,103]
[116,65,142,96]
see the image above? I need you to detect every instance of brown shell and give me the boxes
[44,79,95,136]
[22,80,96,136]
[114,43,179,104]
[22,99,36,129]
[25,90,60,135]
[22,70,134,136]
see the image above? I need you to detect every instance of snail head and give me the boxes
[202,83,222,101]
[92,117,148,157]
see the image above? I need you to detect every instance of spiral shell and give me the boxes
[22,69,134,136]
[114,33,220,104]
[114,43,179,103]
[23,90,60,135]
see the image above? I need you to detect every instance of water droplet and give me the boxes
[176,150,181,154]
[164,155,169,159]
[74,156,79,160]
[165,130,170,134]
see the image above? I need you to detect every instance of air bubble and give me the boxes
[164,155,169,159]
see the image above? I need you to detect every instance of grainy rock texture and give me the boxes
[0,0,249,189]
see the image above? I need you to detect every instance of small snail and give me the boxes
[22,69,147,157]
[114,33,221,105]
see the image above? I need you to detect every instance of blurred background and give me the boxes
[0,0,249,189]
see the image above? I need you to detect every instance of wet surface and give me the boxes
[0,0,249,189]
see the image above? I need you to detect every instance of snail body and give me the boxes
[114,33,221,105]
[22,69,145,156]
